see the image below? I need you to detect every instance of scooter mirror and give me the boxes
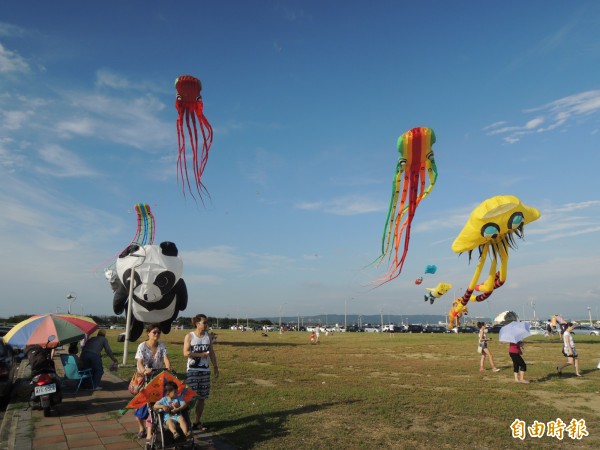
[47,335,56,343]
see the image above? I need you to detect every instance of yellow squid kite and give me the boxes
[448,195,540,328]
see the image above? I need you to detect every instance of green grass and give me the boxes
[101,329,600,449]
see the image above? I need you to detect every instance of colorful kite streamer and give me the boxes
[375,127,438,285]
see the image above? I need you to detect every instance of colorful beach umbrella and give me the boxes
[126,371,197,410]
[3,314,98,349]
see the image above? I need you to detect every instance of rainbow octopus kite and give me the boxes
[375,127,438,285]
[448,195,540,328]
[175,75,213,199]
[96,203,156,279]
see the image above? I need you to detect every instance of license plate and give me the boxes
[35,384,57,396]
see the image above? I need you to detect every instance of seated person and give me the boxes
[153,381,191,439]
[68,342,87,370]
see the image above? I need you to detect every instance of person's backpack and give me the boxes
[26,345,54,373]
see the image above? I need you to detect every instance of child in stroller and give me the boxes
[149,381,194,449]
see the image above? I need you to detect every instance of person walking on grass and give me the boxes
[478,322,500,372]
[509,341,528,383]
[557,322,582,377]
[184,314,219,432]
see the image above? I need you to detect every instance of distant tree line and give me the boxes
[1,314,273,329]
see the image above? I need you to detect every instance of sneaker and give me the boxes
[493,368,501,372]
[94,386,103,390]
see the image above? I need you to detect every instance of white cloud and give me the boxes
[35,144,101,178]
[183,246,245,270]
[56,117,96,137]
[484,90,600,143]
[95,69,131,90]
[1,109,33,130]
[0,42,29,74]
[94,69,167,95]
[295,195,386,215]
[0,22,27,38]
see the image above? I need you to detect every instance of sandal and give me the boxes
[192,422,208,432]
[556,366,562,376]
[173,432,180,440]
[137,430,146,439]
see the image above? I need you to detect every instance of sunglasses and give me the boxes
[151,330,161,335]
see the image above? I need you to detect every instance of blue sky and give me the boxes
[1,1,599,323]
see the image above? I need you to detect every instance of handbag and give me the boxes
[477,344,482,354]
[128,371,145,395]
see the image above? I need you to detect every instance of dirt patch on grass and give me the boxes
[529,388,600,417]
[250,378,276,387]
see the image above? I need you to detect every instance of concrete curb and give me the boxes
[0,361,33,450]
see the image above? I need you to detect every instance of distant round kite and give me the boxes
[415,277,423,285]
[424,264,437,275]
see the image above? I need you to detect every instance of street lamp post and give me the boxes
[588,306,593,326]
[531,298,536,322]
[66,292,77,314]
[279,303,287,329]
[345,297,354,330]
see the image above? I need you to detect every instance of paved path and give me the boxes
[0,353,236,450]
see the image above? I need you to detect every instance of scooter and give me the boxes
[26,335,63,417]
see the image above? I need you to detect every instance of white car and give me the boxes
[529,325,546,336]
[571,325,600,336]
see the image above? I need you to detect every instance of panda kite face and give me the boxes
[116,242,183,303]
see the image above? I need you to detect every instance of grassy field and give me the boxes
[103,328,599,449]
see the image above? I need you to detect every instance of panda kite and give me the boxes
[113,241,188,341]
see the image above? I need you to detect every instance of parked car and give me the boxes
[0,326,13,337]
[424,325,450,333]
[487,325,503,334]
[0,339,17,400]
[458,326,479,333]
[571,325,600,336]
[529,325,546,336]
[406,324,424,333]
[363,326,380,333]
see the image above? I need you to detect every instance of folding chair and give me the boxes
[59,354,95,392]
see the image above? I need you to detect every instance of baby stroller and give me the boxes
[147,406,195,449]
[139,370,196,450]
